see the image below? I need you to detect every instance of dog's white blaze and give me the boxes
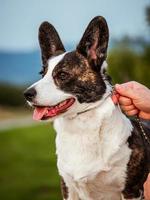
[29,52,72,106]
[54,97,133,200]
[29,55,115,119]
[28,53,116,121]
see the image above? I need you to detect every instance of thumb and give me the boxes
[115,84,136,99]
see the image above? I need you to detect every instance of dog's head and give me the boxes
[24,16,112,121]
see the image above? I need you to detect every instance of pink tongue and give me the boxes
[33,107,48,120]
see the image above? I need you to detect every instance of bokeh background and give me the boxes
[0,0,150,199]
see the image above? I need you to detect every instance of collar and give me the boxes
[76,87,115,116]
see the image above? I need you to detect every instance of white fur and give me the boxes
[28,53,72,107]
[101,60,108,73]
[28,55,115,121]
[54,97,134,200]
[27,54,141,199]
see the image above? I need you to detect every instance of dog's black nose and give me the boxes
[24,88,37,101]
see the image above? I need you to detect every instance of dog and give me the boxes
[24,16,150,200]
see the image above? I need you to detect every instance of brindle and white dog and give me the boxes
[24,16,150,200]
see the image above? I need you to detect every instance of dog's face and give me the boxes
[24,16,111,121]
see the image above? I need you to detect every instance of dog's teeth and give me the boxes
[56,100,68,108]
[63,100,67,105]
[51,110,55,114]
[59,102,66,107]
[58,104,62,108]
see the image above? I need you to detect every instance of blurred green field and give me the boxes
[0,123,62,200]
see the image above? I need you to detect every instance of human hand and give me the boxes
[144,173,150,200]
[111,81,150,120]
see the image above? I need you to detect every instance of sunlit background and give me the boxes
[0,0,150,199]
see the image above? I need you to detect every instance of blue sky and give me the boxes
[0,0,149,51]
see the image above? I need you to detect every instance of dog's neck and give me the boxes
[54,97,132,180]
[64,87,114,120]
[55,97,132,143]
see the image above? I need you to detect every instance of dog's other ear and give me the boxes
[77,16,109,72]
[39,22,66,65]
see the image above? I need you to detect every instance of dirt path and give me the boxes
[0,116,40,131]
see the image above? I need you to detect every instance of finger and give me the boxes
[144,182,148,200]
[144,190,148,200]
[143,174,150,200]
[125,109,139,116]
[111,93,120,104]
[144,180,147,188]
[115,83,136,99]
[118,96,132,106]
[138,112,150,120]
[111,95,118,104]
[120,105,136,112]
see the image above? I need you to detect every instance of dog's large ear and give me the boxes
[39,22,66,65]
[77,16,109,72]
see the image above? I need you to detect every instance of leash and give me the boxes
[75,85,149,199]
[76,85,150,148]
[135,116,150,145]
[112,86,150,173]
[76,89,113,116]
[113,87,150,200]
[111,85,150,145]
[136,115,150,174]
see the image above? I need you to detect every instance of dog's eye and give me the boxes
[57,72,69,81]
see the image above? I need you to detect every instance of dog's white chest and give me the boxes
[54,99,132,199]
[55,113,104,179]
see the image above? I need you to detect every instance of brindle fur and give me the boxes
[52,51,106,103]
[77,16,109,72]
[37,16,150,199]
[38,21,65,66]
[123,120,150,199]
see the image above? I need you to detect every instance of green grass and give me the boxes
[0,124,62,200]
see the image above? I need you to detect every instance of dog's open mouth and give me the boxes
[33,98,75,120]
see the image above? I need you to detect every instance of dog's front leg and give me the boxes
[61,178,79,200]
